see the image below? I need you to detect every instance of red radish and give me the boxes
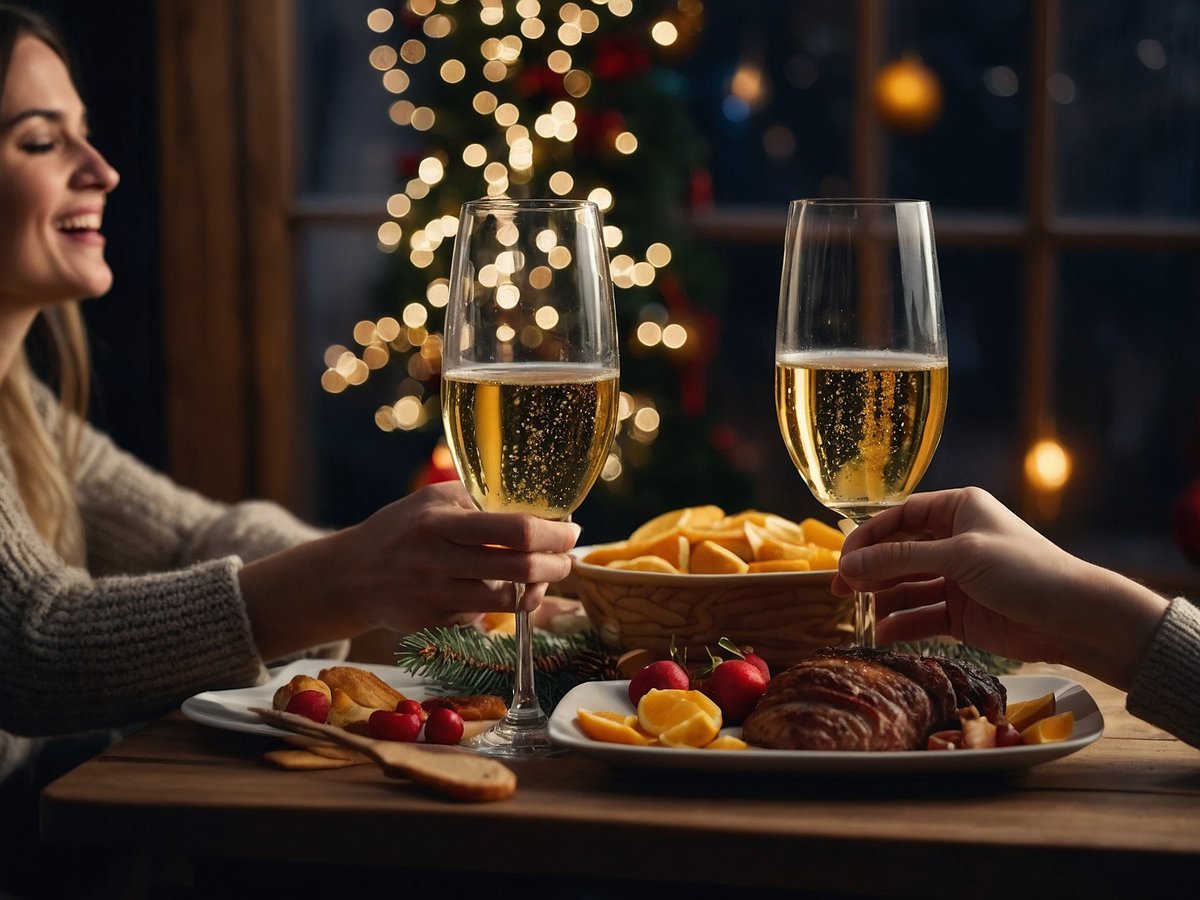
[368,709,422,742]
[395,698,428,722]
[284,690,330,724]
[703,659,768,723]
[423,707,465,745]
[743,651,770,682]
[628,660,690,706]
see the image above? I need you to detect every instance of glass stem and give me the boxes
[505,582,545,725]
[840,517,876,648]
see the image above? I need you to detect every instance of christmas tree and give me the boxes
[321,0,753,540]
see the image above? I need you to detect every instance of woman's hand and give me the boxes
[833,487,1169,689]
[240,481,581,659]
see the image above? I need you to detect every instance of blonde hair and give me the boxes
[0,305,89,565]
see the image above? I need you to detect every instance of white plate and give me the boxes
[181,660,435,737]
[547,675,1103,774]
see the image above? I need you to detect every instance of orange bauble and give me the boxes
[873,57,944,134]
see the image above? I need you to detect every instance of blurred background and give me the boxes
[32,0,1200,589]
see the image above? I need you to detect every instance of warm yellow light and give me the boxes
[601,452,622,482]
[521,18,546,39]
[480,6,504,27]
[1025,439,1072,491]
[559,2,582,23]
[473,91,498,114]
[483,60,508,82]
[558,23,582,45]
[651,21,678,46]
[426,279,451,308]
[617,392,635,420]
[529,265,553,289]
[323,344,349,368]
[661,323,688,349]
[377,221,403,246]
[614,131,638,154]
[632,261,656,286]
[731,62,766,106]
[405,178,430,199]
[382,69,410,94]
[478,264,500,287]
[410,107,436,131]
[498,35,523,62]
[637,322,663,346]
[547,246,573,269]
[376,317,401,342]
[535,306,559,329]
[496,283,521,309]
[548,171,574,195]
[400,40,426,64]
[418,156,445,184]
[423,14,453,39]
[551,100,576,122]
[483,161,509,184]
[463,143,488,167]
[402,302,429,328]
[646,242,672,267]
[602,225,623,248]
[393,396,424,430]
[564,69,592,98]
[409,0,436,16]
[535,229,558,252]
[440,59,466,83]
[496,324,517,342]
[367,9,394,33]
[579,10,600,33]
[547,49,572,73]
[389,100,415,126]
[609,0,634,16]
[587,187,614,211]
[633,407,660,433]
[495,102,520,126]
[352,321,377,345]
[516,0,540,17]
[369,46,398,70]
[363,344,389,369]
[322,369,348,394]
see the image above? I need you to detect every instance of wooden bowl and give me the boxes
[570,548,855,671]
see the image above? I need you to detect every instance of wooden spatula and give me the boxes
[249,707,516,802]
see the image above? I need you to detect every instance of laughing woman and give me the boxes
[0,5,578,890]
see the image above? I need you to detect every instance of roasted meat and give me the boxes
[741,647,1007,751]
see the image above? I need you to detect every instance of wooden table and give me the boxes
[39,665,1200,899]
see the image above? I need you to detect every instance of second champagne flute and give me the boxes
[441,198,619,756]
[775,199,948,648]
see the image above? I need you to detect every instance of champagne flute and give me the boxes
[441,198,619,756]
[775,199,948,648]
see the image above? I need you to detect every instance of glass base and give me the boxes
[464,714,559,758]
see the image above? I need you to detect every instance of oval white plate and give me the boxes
[547,675,1103,774]
[181,660,435,737]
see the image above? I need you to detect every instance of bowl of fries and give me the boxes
[571,506,856,670]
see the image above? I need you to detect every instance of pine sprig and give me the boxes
[888,639,1021,675]
[393,625,620,712]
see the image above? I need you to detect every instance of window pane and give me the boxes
[1054,251,1200,551]
[682,1,855,204]
[887,0,1029,212]
[1058,0,1200,216]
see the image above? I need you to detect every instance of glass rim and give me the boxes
[790,197,930,207]
[461,198,599,213]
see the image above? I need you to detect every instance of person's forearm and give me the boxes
[237,530,366,661]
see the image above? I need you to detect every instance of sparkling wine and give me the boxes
[442,363,619,519]
[775,350,948,522]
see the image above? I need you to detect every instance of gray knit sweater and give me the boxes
[1,381,341,778]
[1127,596,1200,749]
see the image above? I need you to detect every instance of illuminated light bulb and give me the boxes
[1025,439,1072,491]
[473,91,498,114]
[410,249,435,268]
[614,131,638,154]
[637,321,663,346]
[499,35,523,62]
[602,225,623,248]
[535,229,558,252]
[483,60,508,82]
[494,102,520,126]
[478,265,500,287]
[521,19,545,39]
[651,21,678,46]
[496,283,521,309]
[353,321,378,345]
[535,305,559,329]
[529,265,553,289]
[418,156,445,184]
[558,22,582,44]
[374,406,397,432]
[323,344,349,368]
[440,59,466,83]
[564,69,592,98]
[646,242,672,267]
[609,0,633,17]
[367,9,394,32]
[548,171,574,194]
[496,324,517,343]
[377,317,401,342]
[520,325,544,348]
[427,280,450,308]
[411,107,436,131]
[601,452,622,482]
[369,46,398,70]
[402,302,429,328]
[363,343,390,369]
[322,369,348,394]
[587,187,614,211]
[618,393,635,421]
[389,100,415,126]
[393,396,424,430]
[400,40,425,64]
[547,246,573,269]
[382,69,409,94]
[377,221,402,246]
[547,51,572,74]
[405,178,430,199]
[423,14,453,39]
[661,323,688,349]
[633,407,660,433]
[551,100,576,122]
[632,261,656,286]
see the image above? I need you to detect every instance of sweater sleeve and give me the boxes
[1125,597,1200,750]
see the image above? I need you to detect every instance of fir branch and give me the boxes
[887,639,1021,675]
[393,625,620,713]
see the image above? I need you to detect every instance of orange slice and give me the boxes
[689,539,750,575]
[636,689,722,748]
[659,712,722,748]
[609,556,681,574]
[1003,692,1056,732]
[703,735,748,751]
[747,559,812,573]
[1020,711,1075,744]
[800,517,846,551]
[576,708,654,746]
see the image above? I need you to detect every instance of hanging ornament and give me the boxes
[873,55,944,134]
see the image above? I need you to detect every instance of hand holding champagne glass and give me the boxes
[775,199,948,647]
[442,199,619,756]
